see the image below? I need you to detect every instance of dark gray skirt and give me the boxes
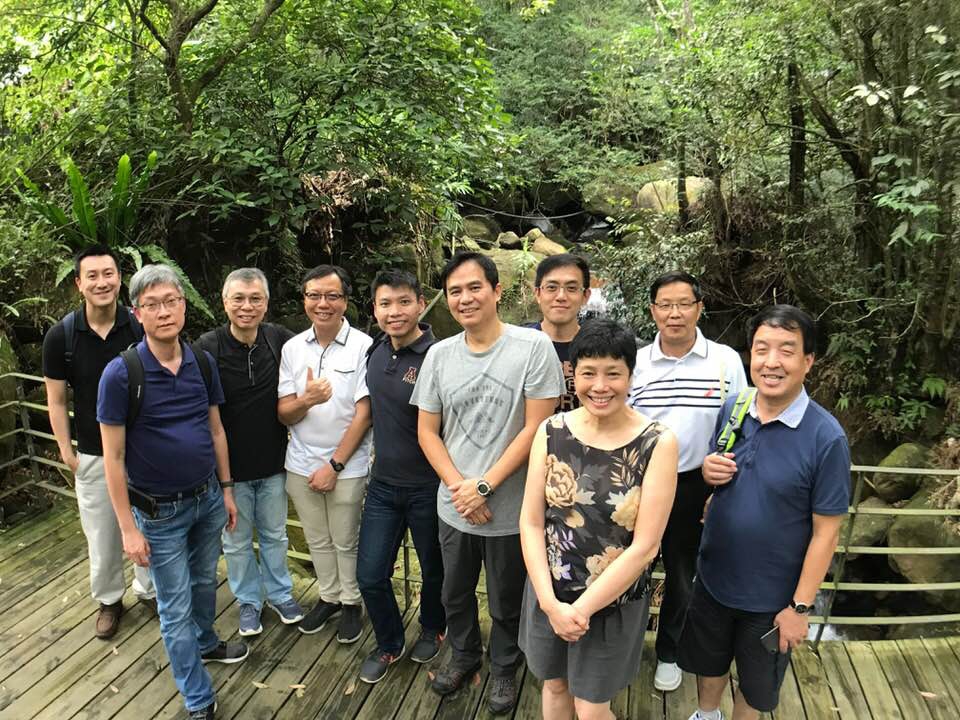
[518,578,650,703]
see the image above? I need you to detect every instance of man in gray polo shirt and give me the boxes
[628,271,747,693]
[412,251,563,715]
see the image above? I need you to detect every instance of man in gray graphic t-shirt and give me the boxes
[411,252,562,713]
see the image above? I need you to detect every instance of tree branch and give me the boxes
[138,0,170,52]
[796,67,868,180]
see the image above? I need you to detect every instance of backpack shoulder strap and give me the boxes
[62,309,80,381]
[715,388,757,454]
[191,342,214,397]
[120,346,145,428]
[261,323,284,368]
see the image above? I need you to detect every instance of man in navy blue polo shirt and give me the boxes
[98,264,247,720]
[678,305,850,720]
[356,270,446,684]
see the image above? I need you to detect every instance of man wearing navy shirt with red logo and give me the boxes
[356,270,446,684]
[679,305,850,720]
[98,264,246,720]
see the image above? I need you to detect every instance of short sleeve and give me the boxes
[353,336,372,403]
[523,334,564,400]
[203,351,226,406]
[278,339,298,398]
[409,345,442,413]
[811,434,851,515]
[726,348,748,395]
[42,322,67,380]
[97,356,130,426]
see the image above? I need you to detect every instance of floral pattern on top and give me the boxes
[543,412,665,604]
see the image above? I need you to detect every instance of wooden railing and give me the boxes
[3,371,960,643]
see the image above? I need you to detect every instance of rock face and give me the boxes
[0,331,18,468]
[497,231,522,250]
[887,488,960,612]
[462,215,501,246]
[582,161,677,217]
[525,229,566,257]
[635,177,713,214]
[420,288,463,340]
[842,496,896,554]
[481,247,546,324]
[873,443,930,502]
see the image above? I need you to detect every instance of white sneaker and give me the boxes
[687,712,724,720]
[654,660,683,691]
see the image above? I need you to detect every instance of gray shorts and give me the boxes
[518,579,650,703]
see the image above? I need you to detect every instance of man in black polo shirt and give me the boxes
[42,244,155,639]
[356,270,446,684]
[196,268,304,638]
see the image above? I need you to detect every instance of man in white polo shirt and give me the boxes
[278,264,373,644]
[628,271,747,693]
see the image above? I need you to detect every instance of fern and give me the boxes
[140,244,215,320]
[64,157,98,242]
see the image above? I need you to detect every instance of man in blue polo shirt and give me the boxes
[679,305,850,720]
[98,264,247,720]
[356,270,446,684]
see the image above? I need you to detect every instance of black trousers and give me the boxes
[438,520,526,676]
[655,467,712,663]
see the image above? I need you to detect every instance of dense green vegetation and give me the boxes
[1,0,958,449]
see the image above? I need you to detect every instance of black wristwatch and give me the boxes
[329,458,345,473]
[476,478,493,497]
[790,599,813,615]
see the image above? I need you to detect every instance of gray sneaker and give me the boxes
[238,604,262,637]
[201,641,249,664]
[409,628,445,663]
[298,600,341,635]
[488,673,518,715]
[337,604,363,644]
[359,645,404,684]
[267,598,305,624]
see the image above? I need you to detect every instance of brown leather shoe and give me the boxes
[95,601,123,639]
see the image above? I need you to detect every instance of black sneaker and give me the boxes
[409,628,445,664]
[298,600,342,635]
[200,641,249,665]
[187,702,216,719]
[430,661,481,696]
[337,604,363,644]
[488,673,518,715]
[359,645,404,684]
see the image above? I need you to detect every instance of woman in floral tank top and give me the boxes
[519,319,678,719]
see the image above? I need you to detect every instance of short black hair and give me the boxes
[535,253,590,289]
[649,271,702,303]
[74,244,120,278]
[439,251,498,294]
[302,264,352,297]
[569,318,638,375]
[747,304,816,355]
[371,269,423,300]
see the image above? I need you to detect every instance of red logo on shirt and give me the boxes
[402,367,418,385]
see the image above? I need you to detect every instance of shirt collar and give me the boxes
[76,303,131,333]
[140,339,195,372]
[307,317,351,346]
[406,323,435,354]
[748,386,809,428]
[651,327,707,361]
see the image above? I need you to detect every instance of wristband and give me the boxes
[220,481,235,489]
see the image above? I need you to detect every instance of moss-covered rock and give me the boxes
[526,229,566,257]
[873,443,930,502]
[842,496,896,554]
[462,215,501,246]
[497,231,522,250]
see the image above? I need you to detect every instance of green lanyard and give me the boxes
[715,388,757,454]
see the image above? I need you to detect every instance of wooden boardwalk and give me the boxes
[2,503,960,720]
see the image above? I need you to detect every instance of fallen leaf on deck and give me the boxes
[109,685,119,694]
[344,679,356,695]
[427,671,436,681]
[919,691,938,699]
[252,681,270,689]
[289,684,306,689]
[471,672,481,687]
[112,646,119,655]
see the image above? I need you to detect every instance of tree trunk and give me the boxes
[786,62,806,243]
[677,136,690,231]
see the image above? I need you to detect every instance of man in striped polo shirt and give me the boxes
[627,271,747,693]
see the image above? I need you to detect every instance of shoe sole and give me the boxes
[202,650,250,665]
[337,629,363,644]
[238,625,263,637]
[266,603,305,625]
[488,702,516,716]
[409,646,441,664]
[654,674,682,692]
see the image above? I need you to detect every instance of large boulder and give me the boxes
[525,229,567,257]
[873,443,930,502]
[420,288,462,340]
[497,231,522,250]
[842,496,897,552]
[582,161,677,218]
[462,215,501,246]
[635,177,713,214]
[887,487,960,612]
[481,247,546,324]
[387,241,444,285]
[0,332,18,468]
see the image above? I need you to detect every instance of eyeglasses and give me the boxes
[653,301,700,312]
[227,294,266,308]
[538,283,584,296]
[138,296,184,314]
[304,291,345,303]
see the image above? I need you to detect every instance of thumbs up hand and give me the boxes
[302,366,332,407]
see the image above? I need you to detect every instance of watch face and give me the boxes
[477,480,490,496]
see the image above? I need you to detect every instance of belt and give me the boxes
[132,481,210,504]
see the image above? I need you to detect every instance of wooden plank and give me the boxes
[0,503,75,561]
[432,660,485,720]
[0,516,82,570]
[510,667,540,720]
[391,640,452,720]
[817,642,871,720]
[771,662,805,720]
[790,643,839,719]
[844,641,903,720]
[0,533,89,614]
[871,640,933,720]
[896,639,960,719]
[473,660,526,720]
[663,670,699,719]
[39,578,233,720]
[627,635,661,720]
[920,639,960,714]
[0,592,153,717]
[0,522,85,592]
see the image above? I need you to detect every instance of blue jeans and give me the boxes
[133,476,226,713]
[356,478,445,655]
[221,473,294,609]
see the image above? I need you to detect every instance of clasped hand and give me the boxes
[545,600,589,642]
[309,462,338,493]
[450,478,491,525]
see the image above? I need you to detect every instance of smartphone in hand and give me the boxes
[760,625,780,654]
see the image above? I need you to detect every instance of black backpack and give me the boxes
[61,306,143,386]
[119,342,213,428]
